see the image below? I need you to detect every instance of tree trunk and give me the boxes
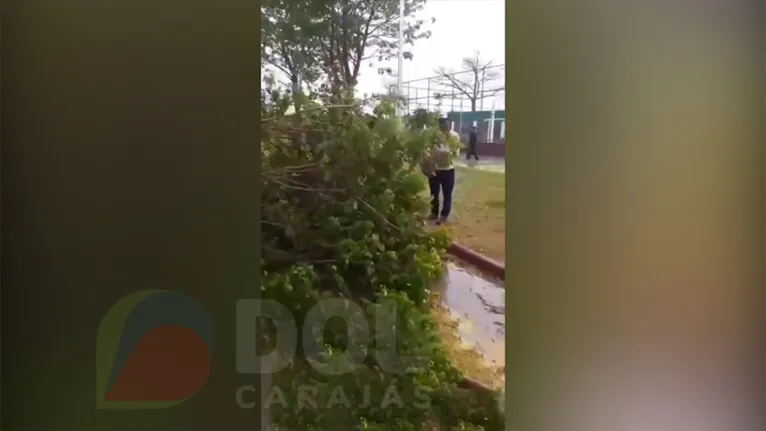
[291,75,302,113]
[471,99,477,112]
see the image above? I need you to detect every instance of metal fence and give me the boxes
[390,64,505,116]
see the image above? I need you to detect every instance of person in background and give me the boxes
[466,126,479,160]
[428,118,461,225]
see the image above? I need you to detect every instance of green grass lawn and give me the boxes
[427,167,505,261]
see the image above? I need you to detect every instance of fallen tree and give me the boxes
[260,87,504,430]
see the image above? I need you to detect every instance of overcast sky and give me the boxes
[356,0,506,111]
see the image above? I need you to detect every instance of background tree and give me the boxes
[433,51,504,111]
[261,0,327,95]
[261,0,433,98]
[407,107,440,130]
[318,0,432,90]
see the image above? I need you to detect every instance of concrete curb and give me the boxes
[460,376,496,393]
[448,243,505,281]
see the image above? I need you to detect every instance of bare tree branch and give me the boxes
[433,51,503,111]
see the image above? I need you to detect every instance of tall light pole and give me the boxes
[396,0,404,116]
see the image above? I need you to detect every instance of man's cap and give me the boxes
[437,117,449,126]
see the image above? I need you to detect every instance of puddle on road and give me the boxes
[433,263,506,369]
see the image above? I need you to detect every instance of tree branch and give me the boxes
[351,3,380,80]
[477,86,504,99]
[433,69,475,101]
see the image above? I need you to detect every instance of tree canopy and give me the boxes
[262,0,433,92]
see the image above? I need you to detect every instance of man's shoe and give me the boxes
[428,214,439,223]
[438,216,448,225]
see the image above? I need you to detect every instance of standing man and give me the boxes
[428,118,461,225]
[466,126,479,160]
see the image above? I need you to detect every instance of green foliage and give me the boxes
[262,89,448,304]
[261,0,327,92]
[407,108,441,130]
[261,89,504,430]
[261,0,433,90]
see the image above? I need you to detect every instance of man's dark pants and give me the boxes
[466,144,479,160]
[428,168,456,218]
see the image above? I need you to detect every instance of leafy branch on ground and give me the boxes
[261,84,504,430]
